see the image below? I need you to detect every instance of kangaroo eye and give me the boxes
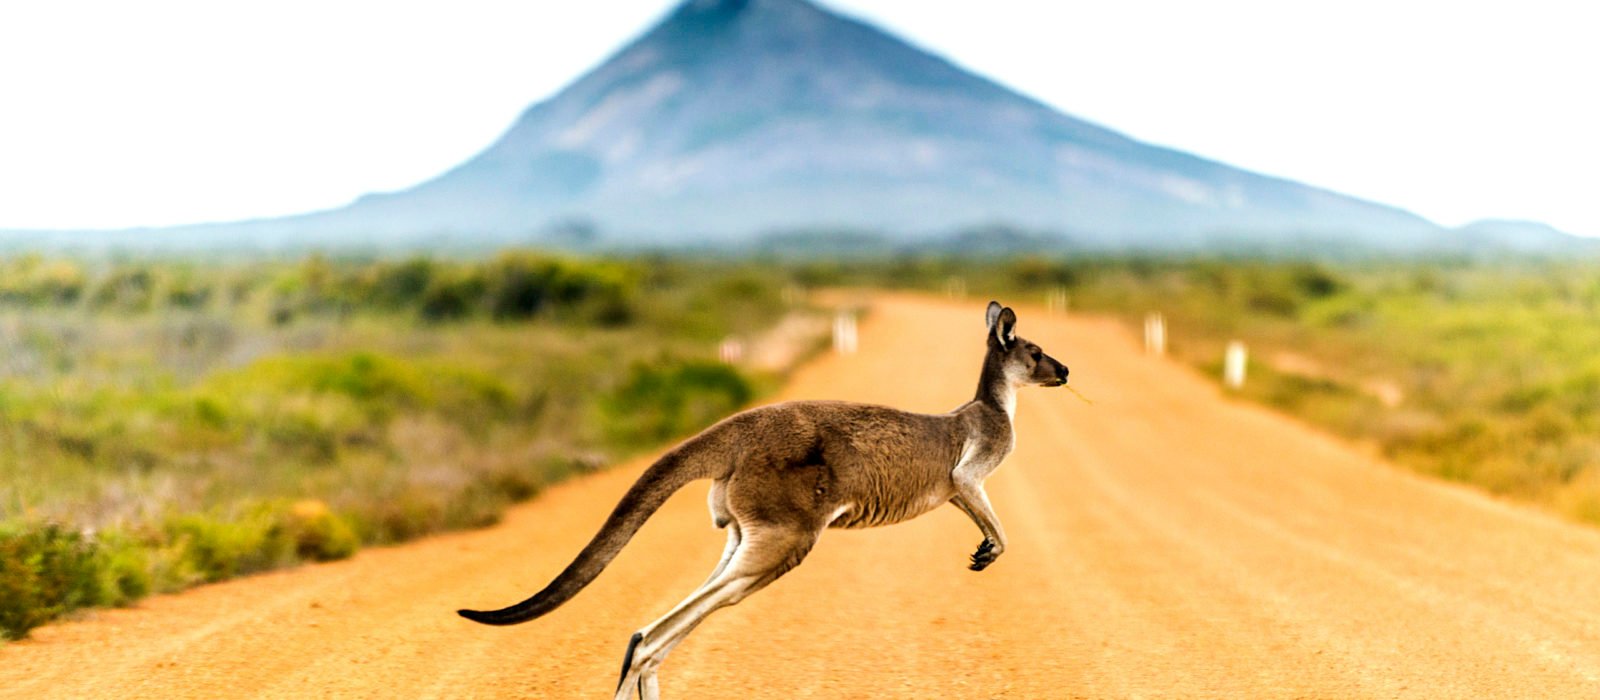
[1030,349,1042,361]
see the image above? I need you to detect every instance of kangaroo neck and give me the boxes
[973,352,1017,421]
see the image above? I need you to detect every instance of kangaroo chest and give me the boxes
[952,434,1011,483]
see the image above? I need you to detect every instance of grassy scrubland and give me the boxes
[0,252,799,639]
[797,256,1600,526]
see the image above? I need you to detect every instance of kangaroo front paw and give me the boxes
[969,538,1000,571]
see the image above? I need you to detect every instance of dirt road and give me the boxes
[5,295,1600,698]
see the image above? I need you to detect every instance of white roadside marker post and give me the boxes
[1224,340,1248,389]
[1047,287,1069,315]
[944,276,967,300]
[719,337,744,364]
[1143,313,1166,356]
[833,311,858,355]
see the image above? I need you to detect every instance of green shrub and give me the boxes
[1289,263,1346,299]
[602,361,753,446]
[93,535,152,606]
[262,407,342,462]
[486,253,635,323]
[1009,257,1078,288]
[368,257,436,308]
[165,274,214,309]
[1245,286,1301,317]
[354,488,448,544]
[0,524,111,640]
[278,501,359,562]
[419,271,486,322]
[91,267,156,312]
[164,510,294,584]
[193,395,230,429]
[307,353,428,405]
[0,257,85,307]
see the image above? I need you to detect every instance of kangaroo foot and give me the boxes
[969,538,999,571]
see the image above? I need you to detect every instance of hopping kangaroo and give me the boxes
[459,301,1069,699]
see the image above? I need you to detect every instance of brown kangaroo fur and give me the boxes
[459,301,1069,699]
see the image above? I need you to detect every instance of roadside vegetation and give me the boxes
[796,256,1600,529]
[0,252,800,639]
[7,247,1596,640]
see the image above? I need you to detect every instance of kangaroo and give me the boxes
[459,300,1069,699]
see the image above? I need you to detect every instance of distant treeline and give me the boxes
[0,252,637,324]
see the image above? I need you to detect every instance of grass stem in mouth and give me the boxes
[1064,384,1094,406]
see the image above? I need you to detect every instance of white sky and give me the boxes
[0,0,1595,236]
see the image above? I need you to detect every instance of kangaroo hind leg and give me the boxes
[614,522,821,700]
[701,521,742,587]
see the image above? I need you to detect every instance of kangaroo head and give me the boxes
[985,300,1069,387]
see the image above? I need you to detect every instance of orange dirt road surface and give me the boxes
[5,295,1600,699]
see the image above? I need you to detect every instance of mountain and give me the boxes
[1451,219,1594,255]
[3,0,1589,255]
[328,0,1440,250]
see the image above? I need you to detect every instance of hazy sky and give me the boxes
[1,0,1595,236]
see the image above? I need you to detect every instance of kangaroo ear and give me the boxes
[985,301,1002,330]
[994,307,1017,348]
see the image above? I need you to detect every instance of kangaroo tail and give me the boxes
[457,441,726,626]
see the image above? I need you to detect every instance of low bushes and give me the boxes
[0,252,642,328]
[0,443,615,640]
[0,525,146,640]
[601,360,754,447]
